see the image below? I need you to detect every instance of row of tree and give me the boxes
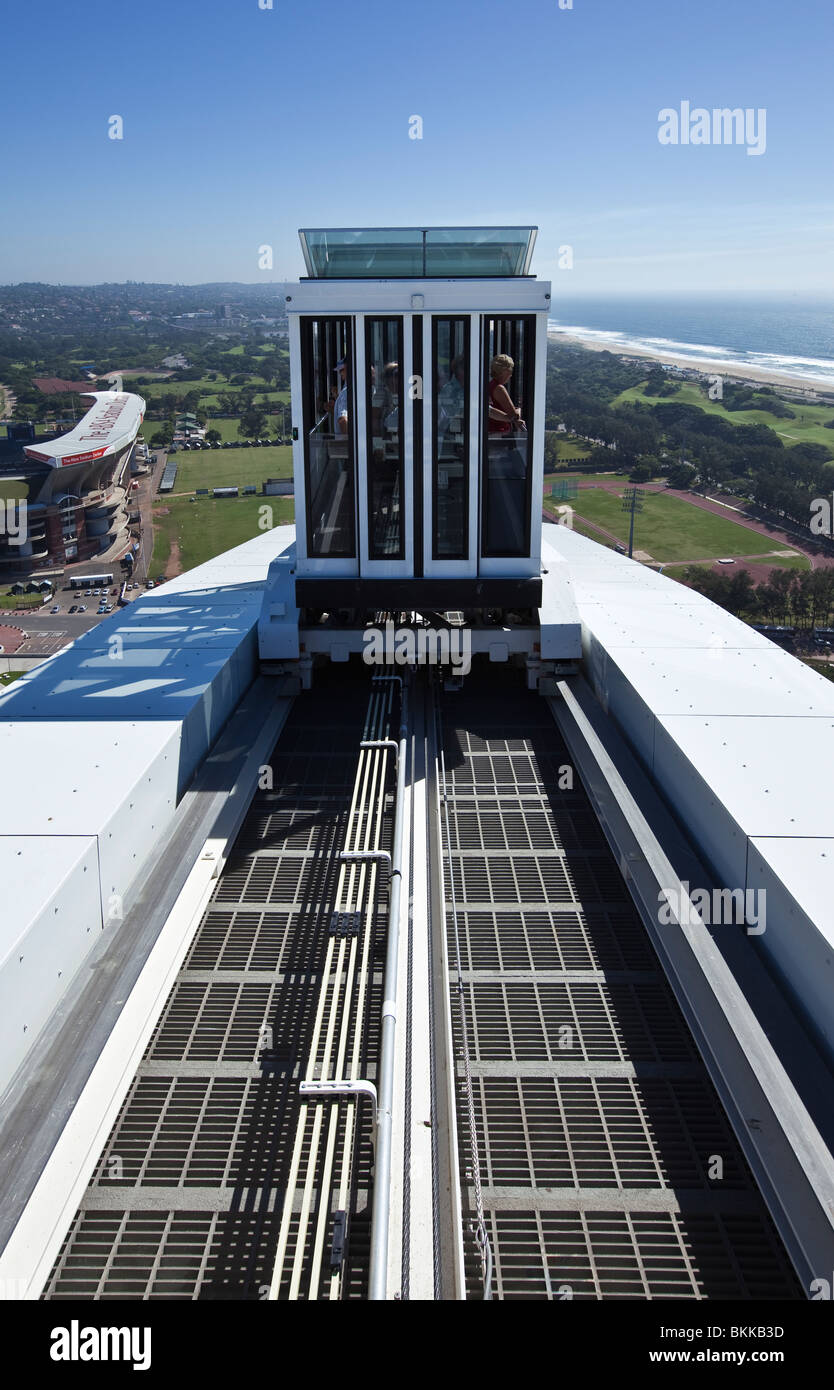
[679,562,834,628]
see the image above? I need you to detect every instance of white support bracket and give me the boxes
[299,1079,379,1151]
[339,849,394,879]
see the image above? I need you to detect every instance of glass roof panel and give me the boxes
[299,227,537,278]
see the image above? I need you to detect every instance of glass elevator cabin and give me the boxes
[287,227,550,617]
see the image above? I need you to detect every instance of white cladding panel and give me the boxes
[288,279,551,314]
[0,836,101,1094]
[747,836,834,1056]
[0,720,181,922]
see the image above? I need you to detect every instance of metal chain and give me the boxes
[435,689,493,1300]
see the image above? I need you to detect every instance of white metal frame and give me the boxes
[478,307,548,578]
[357,313,413,579]
[288,275,551,586]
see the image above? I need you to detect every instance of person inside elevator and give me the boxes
[333,356,349,435]
[485,353,527,554]
[438,353,466,434]
[381,361,399,434]
[487,354,525,433]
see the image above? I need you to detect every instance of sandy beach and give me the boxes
[548,330,834,400]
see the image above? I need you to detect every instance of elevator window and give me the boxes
[432,316,470,560]
[365,317,404,559]
[300,317,355,557]
[482,316,535,557]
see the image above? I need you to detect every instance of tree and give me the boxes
[239,406,267,439]
[665,462,695,489]
[628,462,653,483]
[727,570,757,616]
[205,428,221,444]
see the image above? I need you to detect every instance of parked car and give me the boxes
[69,605,78,614]
[78,604,87,612]
[51,604,60,613]
[147,580,155,589]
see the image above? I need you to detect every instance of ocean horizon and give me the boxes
[547,296,834,388]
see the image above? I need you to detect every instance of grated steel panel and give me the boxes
[438,675,801,1302]
[465,1210,798,1301]
[44,675,383,1302]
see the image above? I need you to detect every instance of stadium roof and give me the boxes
[23,391,145,468]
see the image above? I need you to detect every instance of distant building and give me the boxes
[33,377,91,395]
[161,353,190,369]
[0,392,145,575]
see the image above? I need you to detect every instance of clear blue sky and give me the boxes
[1,0,831,294]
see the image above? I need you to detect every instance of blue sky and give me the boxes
[1,0,831,293]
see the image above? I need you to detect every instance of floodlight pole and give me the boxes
[628,493,637,558]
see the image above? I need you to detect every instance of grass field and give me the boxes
[151,494,294,575]
[683,552,811,574]
[0,481,29,502]
[139,375,231,398]
[545,435,592,470]
[572,487,785,562]
[0,591,45,610]
[747,552,811,571]
[614,381,834,451]
[198,390,290,411]
[170,445,293,492]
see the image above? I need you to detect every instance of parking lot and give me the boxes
[3,580,163,657]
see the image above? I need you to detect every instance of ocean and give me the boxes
[547,297,834,388]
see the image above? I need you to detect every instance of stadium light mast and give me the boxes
[621,486,644,559]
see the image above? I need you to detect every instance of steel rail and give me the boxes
[269,679,396,1299]
[368,676,409,1299]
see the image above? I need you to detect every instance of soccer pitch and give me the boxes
[572,487,782,562]
[151,494,294,576]
[169,445,293,493]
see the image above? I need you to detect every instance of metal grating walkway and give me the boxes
[438,675,801,1301]
[44,674,385,1301]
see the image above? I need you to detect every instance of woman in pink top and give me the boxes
[487,354,526,434]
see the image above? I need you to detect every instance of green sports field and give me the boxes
[170,445,293,493]
[151,494,294,575]
[571,487,790,562]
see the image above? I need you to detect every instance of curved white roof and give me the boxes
[24,391,145,468]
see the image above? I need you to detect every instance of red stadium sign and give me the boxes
[60,447,109,466]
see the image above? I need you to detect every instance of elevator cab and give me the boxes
[259,227,581,684]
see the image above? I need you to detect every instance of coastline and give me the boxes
[548,330,834,400]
